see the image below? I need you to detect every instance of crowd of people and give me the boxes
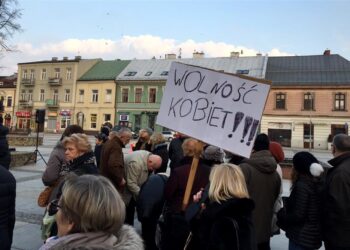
[0,120,350,250]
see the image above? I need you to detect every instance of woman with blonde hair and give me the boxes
[40,174,143,249]
[189,163,256,250]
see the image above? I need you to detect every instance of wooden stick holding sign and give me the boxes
[181,141,205,211]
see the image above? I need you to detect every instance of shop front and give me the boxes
[15,111,31,130]
[59,110,71,130]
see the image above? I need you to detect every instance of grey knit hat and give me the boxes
[202,146,225,163]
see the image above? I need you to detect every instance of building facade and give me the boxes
[75,60,130,132]
[262,51,350,149]
[115,53,268,132]
[0,74,17,127]
[15,56,101,132]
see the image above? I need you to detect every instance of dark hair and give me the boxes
[0,116,3,124]
[333,134,350,152]
[253,133,270,151]
[60,125,84,141]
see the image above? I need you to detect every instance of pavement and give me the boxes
[9,133,329,250]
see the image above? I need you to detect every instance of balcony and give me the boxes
[18,100,33,108]
[21,78,35,86]
[48,77,62,86]
[46,99,60,109]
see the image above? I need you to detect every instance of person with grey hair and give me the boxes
[323,133,350,249]
[39,174,143,250]
[133,128,153,151]
[100,126,132,192]
[123,150,162,225]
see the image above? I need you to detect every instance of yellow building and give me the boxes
[15,56,101,132]
[0,74,17,127]
[75,60,130,132]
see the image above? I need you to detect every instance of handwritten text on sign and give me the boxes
[156,62,270,158]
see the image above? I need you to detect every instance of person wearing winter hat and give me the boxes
[277,151,323,250]
[269,141,285,236]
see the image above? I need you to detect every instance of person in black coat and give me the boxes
[0,165,16,250]
[137,173,168,250]
[190,163,256,250]
[168,133,188,171]
[0,116,11,169]
[94,132,108,168]
[277,152,324,250]
[150,132,169,174]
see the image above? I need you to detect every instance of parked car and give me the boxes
[162,131,175,141]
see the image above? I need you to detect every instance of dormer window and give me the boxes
[160,71,169,76]
[125,71,137,76]
[145,71,152,76]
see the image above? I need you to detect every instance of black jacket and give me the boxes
[277,175,322,249]
[137,174,168,221]
[0,125,11,169]
[168,137,185,170]
[323,152,350,247]
[66,151,98,176]
[190,198,256,250]
[0,166,16,250]
[152,143,169,174]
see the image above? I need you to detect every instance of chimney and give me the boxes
[52,57,58,61]
[63,56,68,61]
[165,53,176,60]
[75,56,82,60]
[256,53,262,56]
[193,51,205,59]
[323,49,331,56]
[230,51,240,58]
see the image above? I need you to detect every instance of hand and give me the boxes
[193,189,203,203]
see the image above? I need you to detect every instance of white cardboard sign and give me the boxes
[156,62,270,158]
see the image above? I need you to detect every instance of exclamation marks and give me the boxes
[241,116,253,143]
[246,119,259,146]
[228,112,244,138]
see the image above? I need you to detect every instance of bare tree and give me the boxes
[0,0,22,52]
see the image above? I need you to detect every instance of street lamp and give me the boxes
[309,92,313,151]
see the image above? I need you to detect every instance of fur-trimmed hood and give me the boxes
[40,225,144,250]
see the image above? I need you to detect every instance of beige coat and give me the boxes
[123,150,151,204]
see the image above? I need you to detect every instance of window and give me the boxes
[23,69,28,79]
[275,93,286,109]
[145,71,152,76]
[334,93,346,111]
[30,69,35,79]
[64,89,70,102]
[66,68,72,80]
[79,89,84,103]
[90,114,97,129]
[20,90,26,101]
[28,90,33,101]
[40,89,45,102]
[54,68,60,78]
[92,90,98,103]
[105,89,112,103]
[53,89,59,103]
[135,88,142,103]
[304,93,314,110]
[104,114,111,122]
[124,71,137,76]
[61,117,71,129]
[149,88,156,103]
[7,96,12,107]
[41,69,47,80]
[122,88,129,103]
[160,71,168,76]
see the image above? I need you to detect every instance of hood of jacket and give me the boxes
[41,225,143,250]
[203,198,255,221]
[242,150,277,174]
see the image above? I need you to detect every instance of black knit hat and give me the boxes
[253,133,270,151]
[293,151,324,177]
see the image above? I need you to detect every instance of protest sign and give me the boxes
[156,62,271,158]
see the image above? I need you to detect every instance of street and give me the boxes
[9,133,329,250]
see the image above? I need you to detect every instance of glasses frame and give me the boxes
[48,199,62,216]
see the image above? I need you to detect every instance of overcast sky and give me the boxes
[1,0,349,75]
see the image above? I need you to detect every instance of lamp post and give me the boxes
[309,93,313,151]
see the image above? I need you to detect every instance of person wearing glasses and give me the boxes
[39,174,143,250]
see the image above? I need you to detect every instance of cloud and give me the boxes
[0,34,292,75]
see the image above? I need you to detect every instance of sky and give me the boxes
[1,0,350,75]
